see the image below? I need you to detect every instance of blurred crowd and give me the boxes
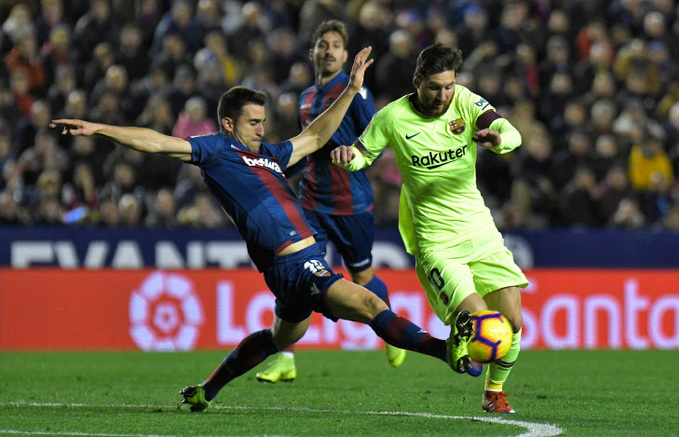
[1,0,679,231]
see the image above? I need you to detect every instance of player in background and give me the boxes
[331,43,528,414]
[51,48,466,413]
[256,20,405,383]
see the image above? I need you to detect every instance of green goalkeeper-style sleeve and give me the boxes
[489,117,522,154]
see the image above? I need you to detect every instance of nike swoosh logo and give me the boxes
[405,132,421,140]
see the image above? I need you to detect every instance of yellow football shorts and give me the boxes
[415,228,528,325]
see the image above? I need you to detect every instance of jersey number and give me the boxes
[428,268,445,291]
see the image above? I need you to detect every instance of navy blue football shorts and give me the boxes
[263,244,344,323]
[303,209,374,273]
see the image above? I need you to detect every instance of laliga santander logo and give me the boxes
[129,271,204,351]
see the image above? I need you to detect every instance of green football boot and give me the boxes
[255,353,297,383]
[386,344,406,367]
[179,384,211,412]
[446,310,473,373]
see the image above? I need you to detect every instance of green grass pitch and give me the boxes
[1,349,678,436]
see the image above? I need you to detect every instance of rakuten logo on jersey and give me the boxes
[241,155,282,173]
[411,145,468,169]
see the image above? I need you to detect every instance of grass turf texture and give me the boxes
[1,350,677,436]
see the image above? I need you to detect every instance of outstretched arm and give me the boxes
[472,118,522,154]
[49,119,194,162]
[287,46,374,166]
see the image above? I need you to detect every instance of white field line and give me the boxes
[1,401,564,437]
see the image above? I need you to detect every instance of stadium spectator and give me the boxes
[116,23,149,85]
[191,0,223,51]
[557,166,604,228]
[172,96,217,139]
[267,27,306,85]
[375,28,417,101]
[82,41,116,94]
[96,197,119,227]
[279,61,312,99]
[227,1,268,60]
[591,133,623,181]
[13,99,51,156]
[152,32,191,84]
[5,32,46,96]
[628,132,674,193]
[455,3,489,58]
[45,65,76,115]
[17,127,70,188]
[35,0,64,47]
[89,64,136,121]
[0,189,23,226]
[1,3,35,47]
[660,204,679,230]
[98,159,139,205]
[39,23,75,88]
[177,191,227,229]
[130,66,171,117]
[151,0,199,55]
[144,187,178,228]
[597,164,635,222]
[8,70,35,119]
[136,95,174,135]
[537,35,572,95]
[194,31,240,90]
[551,129,594,190]
[611,196,646,229]
[267,92,300,144]
[72,0,119,64]
[62,160,97,213]
[117,192,143,228]
[507,131,557,227]
[346,1,390,92]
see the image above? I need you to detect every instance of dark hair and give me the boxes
[414,42,464,80]
[311,20,348,48]
[217,86,267,133]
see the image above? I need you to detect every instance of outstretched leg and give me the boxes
[181,315,310,411]
[324,279,446,361]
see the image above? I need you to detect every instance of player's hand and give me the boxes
[330,145,355,165]
[472,129,501,149]
[347,46,374,94]
[49,119,99,137]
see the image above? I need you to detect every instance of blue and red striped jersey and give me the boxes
[189,133,315,272]
[298,71,375,215]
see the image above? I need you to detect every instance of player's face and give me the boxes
[311,31,348,78]
[224,104,266,152]
[414,70,457,117]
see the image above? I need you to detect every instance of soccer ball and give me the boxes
[467,310,513,363]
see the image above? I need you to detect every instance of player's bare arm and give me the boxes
[287,46,373,166]
[329,145,356,165]
[49,119,193,162]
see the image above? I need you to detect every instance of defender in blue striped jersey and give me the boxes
[256,21,405,383]
[51,48,461,413]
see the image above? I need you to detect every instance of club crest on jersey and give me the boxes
[448,118,466,135]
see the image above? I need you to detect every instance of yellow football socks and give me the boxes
[485,328,522,391]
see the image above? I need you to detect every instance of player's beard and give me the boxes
[424,98,452,117]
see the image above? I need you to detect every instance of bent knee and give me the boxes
[363,292,388,318]
[504,310,522,333]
